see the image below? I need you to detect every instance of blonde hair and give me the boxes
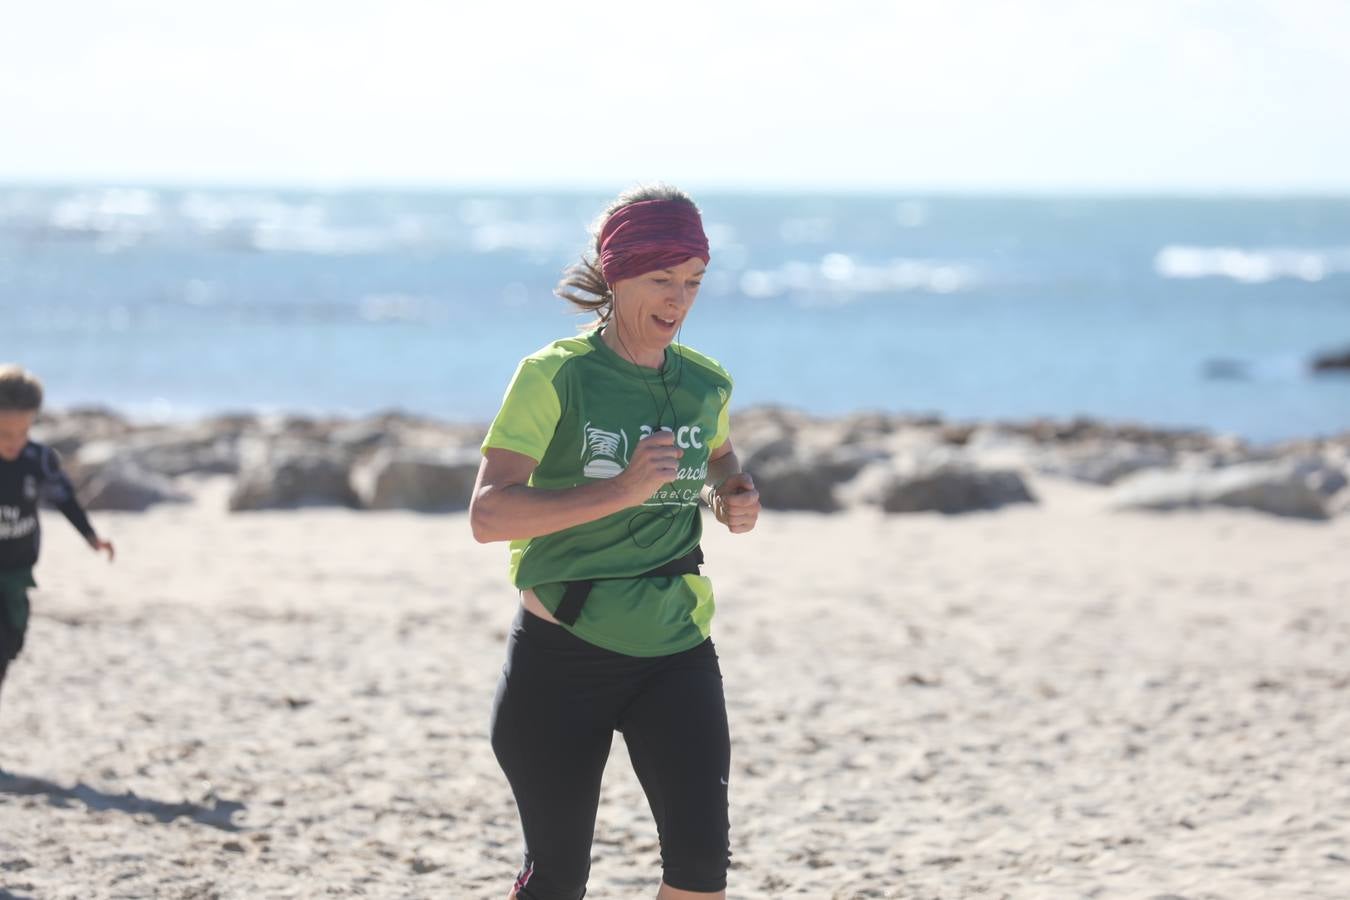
[0,365,44,411]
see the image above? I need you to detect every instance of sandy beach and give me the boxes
[1,473,1348,899]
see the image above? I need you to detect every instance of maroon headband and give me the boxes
[598,199,710,286]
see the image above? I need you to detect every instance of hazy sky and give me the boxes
[3,0,1347,191]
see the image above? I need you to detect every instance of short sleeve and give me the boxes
[481,357,563,462]
[705,381,733,451]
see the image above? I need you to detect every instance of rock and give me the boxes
[737,412,985,513]
[79,462,189,511]
[1111,458,1343,520]
[881,465,1035,514]
[962,426,1041,471]
[74,428,241,479]
[351,447,480,512]
[1203,358,1254,380]
[847,453,1036,514]
[229,442,359,511]
[751,453,844,512]
[993,415,1220,456]
[27,403,1350,521]
[938,422,978,445]
[836,411,899,445]
[327,418,404,454]
[740,419,891,512]
[326,410,481,452]
[1311,348,1350,373]
[730,406,811,471]
[198,412,261,436]
[31,407,135,458]
[739,434,796,472]
[1035,441,1174,486]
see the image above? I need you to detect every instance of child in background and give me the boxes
[0,365,114,715]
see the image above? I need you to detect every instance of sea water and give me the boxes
[3,186,1348,442]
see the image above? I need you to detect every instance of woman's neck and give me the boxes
[600,321,664,369]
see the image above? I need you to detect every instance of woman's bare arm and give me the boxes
[470,431,684,543]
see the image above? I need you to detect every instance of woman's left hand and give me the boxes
[712,473,760,534]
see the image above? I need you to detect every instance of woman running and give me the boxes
[470,184,760,900]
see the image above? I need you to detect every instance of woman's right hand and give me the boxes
[617,430,683,502]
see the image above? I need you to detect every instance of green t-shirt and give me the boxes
[481,328,733,657]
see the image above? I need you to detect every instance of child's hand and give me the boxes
[90,538,115,562]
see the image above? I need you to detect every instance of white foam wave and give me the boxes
[45,188,164,250]
[895,200,928,229]
[358,294,433,323]
[180,193,434,255]
[738,254,976,300]
[179,192,314,233]
[248,220,408,255]
[1154,244,1350,283]
[0,188,449,256]
[469,220,572,255]
[778,217,833,243]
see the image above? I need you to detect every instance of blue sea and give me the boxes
[3,186,1348,443]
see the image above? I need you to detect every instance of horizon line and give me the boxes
[2,175,1350,200]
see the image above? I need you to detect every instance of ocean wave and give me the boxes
[1154,244,1350,283]
[40,188,165,251]
[738,254,976,300]
[0,188,447,256]
[245,220,419,255]
[181,193,438,255]
[895,200,928,228]
[778,217,833,243]
[358,294,435,323]
[469,220,573,255]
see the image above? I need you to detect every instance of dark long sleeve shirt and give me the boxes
[0,441,97,571]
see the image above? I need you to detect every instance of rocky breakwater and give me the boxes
[32,408,485,514]
[29,407,1350,520]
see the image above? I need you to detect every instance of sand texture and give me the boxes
[2,477,1348,899]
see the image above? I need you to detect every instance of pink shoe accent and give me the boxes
[512,861,535,894]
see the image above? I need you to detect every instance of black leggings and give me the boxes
[490,607,731,899]
[0,581,28,712]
